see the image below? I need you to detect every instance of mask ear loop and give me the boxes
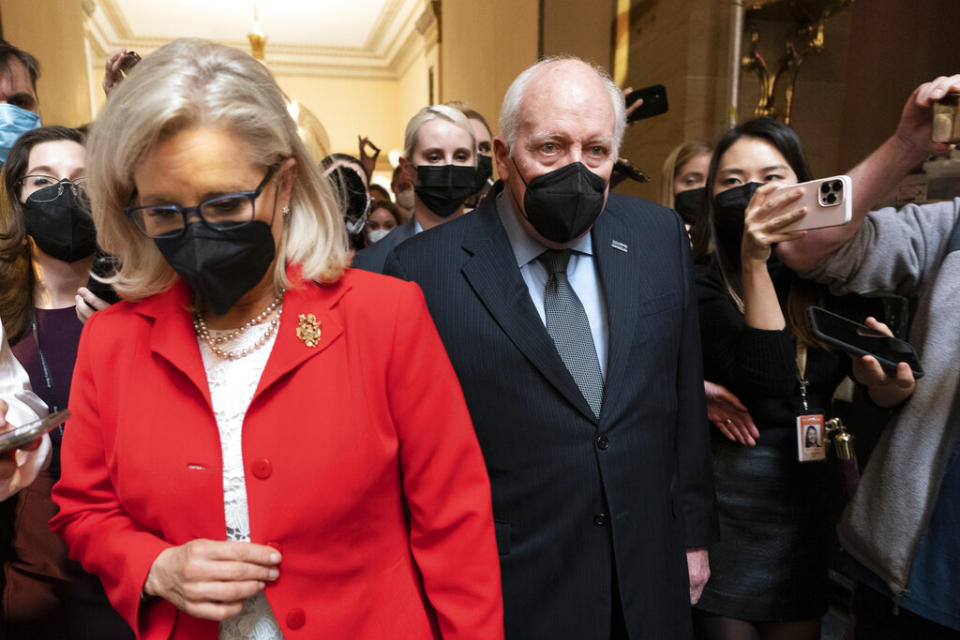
[510,156,531,188]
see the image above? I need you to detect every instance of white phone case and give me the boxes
[777,175,852,232]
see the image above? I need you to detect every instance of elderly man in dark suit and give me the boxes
[384,57,718,640]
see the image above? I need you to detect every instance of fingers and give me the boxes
[862,316,893,337]
[77,287,111,311]
[858,355,888,384]
[0,398,7,430]
[895,362,916,389]
[187,560,279,583]
[182,600,246,622]
[193,540,281,566]
[181,578,266,605]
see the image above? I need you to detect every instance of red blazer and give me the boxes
[50,266,504,640]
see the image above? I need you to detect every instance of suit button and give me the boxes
[593,513,608,526]
[286,608,306,630]
[251,458,272,479]
[596,435,609,450]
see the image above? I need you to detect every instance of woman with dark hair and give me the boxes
[0,125,128,638]
[364,199,403,246]
[690,118,901,640]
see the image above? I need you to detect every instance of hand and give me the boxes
[686,548,710,604]
[894,74,960,158]
[851,317,917,408]
[103,49,128,96]
[741,183,807,263]
[358,135,380,179]
[75,287,110,325]
[622,87,642,124]
[144,539,281,621]
[0,398,43,481]
[705,381,758,446]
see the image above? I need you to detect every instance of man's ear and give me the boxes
[494,137,512,182]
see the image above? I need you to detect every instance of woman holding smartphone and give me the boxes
[689,118,911,640]
[0,126,127,638]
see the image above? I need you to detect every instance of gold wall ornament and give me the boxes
[741,0,854,125]
[296,314,322,348]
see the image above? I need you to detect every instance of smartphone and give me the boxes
[0,409,71,454]
[776,175,852,232]
[807,307,924,378]
[625,84,668,122]
[86,255,121,305]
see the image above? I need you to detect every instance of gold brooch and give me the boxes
[296,313,322,347]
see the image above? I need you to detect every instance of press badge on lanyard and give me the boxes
[795,344,826,463]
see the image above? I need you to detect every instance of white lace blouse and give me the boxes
[198,326,283,640]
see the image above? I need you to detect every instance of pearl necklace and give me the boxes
[193,291,285,360]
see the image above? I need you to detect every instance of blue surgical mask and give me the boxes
[0,103,41,164]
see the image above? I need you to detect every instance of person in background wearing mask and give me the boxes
[660,141,712,232]
[364,199,403,246]
[320,153,371,251]
[0,41,42,165]
[353,104,477,273]
[0,126,129,639]
[384,56,718,640]
[446,102,495,211]
[391,163,415,220]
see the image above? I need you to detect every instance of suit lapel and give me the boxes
[253,270,347,398]
[593,209,641,423]
[460,202,598,424]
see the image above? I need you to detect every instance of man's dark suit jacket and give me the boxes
[383,185,718,640]
[352,216,418,273]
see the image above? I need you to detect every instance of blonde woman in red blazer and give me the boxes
[49,39,503,640]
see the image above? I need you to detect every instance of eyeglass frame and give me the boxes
[123,165,279,239]
[18,175,88,202]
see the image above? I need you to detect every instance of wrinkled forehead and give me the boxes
[516,65,615,140]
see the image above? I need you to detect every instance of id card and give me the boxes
[796,413,826,462]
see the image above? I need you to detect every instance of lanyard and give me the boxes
[31,316,63,434]
[796,343,810,412]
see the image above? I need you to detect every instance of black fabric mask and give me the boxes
[23,182,97,262]
[154,221,276,317]
[472,154,493,193]
[327,165,369,236]
[673,187,706,226]
[713,182,762,254]
[415,164,477,217]
[517,160,606,244]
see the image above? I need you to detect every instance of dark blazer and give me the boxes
[384,185,719,640]
[352,216,418,273]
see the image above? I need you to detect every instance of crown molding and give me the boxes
[84,0,437,80]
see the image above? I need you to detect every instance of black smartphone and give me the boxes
[808,306,924,378]
[0,409,70,454]
[625,84,668,122]
[86,255,121,305]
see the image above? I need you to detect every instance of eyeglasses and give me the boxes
[124,166,277,239]
[19,175,88,202]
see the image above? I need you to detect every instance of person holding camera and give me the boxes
[773,74,960,639]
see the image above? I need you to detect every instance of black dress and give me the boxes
[693,262,846,621]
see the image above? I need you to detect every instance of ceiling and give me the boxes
[109,0,393,49]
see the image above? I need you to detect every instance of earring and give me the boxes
[282,206,291,218]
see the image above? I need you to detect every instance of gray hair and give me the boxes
[403,104,476,161]
[498,56,626,156]
[86,38,349,299]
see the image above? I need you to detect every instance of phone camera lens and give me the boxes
[825,193,837,204]
[831,180,842,193]
[821,183,831,194]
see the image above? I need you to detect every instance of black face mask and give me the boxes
[516,160,606,244]
[415,164,477,217]
[327,165,369,236]
[673,187,706,226]
[472,154,493,193]
[713,182,761,254]
[154,221,276,317]
[23,182,97,262]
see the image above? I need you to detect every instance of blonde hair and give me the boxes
[659,141,712,207]
[403,105,476,161]
[87,38,349,300]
